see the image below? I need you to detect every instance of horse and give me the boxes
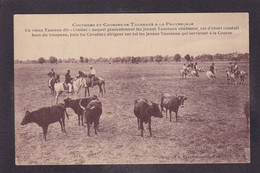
[197,67,204,72]
[48,74,60,95]
[206,70,216,80]
[226,69,241,85]
[54,77,87,104]
[232,70,248,84]
[187,63,194,69]
[84,76,106,96]
[191,70,199,77]
[180,69,189,78]
[239,71,248,84]
[77,71,106,96]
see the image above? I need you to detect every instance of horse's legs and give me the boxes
[103,83,106,93]
[86,87,90,96]
[99,84,103,94]
[55,93,59,104]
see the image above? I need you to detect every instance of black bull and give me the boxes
[21,104,69,141]
[134,100,163,137]
[161,94,188,122]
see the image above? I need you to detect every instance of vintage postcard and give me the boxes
[14,13,249,165]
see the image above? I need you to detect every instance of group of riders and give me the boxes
[48,66,97,93]
[182,62,216,78]
[182,61,240,79]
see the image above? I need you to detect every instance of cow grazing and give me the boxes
[244,101,250,131]
[134,100,163,137]
[79,100,102,136]
[63,95,98,126]
[161,93,187,122]
[21,104,69,141]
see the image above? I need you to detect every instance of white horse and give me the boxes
[226,69,236,85]
[239,71,248,84]
[180,69,189,78]
[206,70,217,80]
[197,67,204,72]
[54,77,87,103]
[191,70,199,77]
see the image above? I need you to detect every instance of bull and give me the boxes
[134,100,163,137]
[79,100,102,136]
[21,104,69,141]
[63,95,98,126]
[161,93,187,122]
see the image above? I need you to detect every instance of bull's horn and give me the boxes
[90,106,95,110]
[79,99,85,110]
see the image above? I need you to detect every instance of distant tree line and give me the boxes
[14,52,249,64]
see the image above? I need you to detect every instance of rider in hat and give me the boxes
[194,62,198,76]
[210,63,216,78]
[89,65,96,87]
[50,69,55,77]
[183,63,188,73]
[233,62,238,74]
[65,70,73,92]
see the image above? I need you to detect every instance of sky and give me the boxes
[14,13,249,60]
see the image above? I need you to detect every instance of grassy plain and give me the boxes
[15,61,249,164]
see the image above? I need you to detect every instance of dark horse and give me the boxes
[48,74,60,96]
[78,71,106,96]
[187,62,194,69]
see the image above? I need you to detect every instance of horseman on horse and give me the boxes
[89,65,96,88]
[210,63,216,78]
[48,69,60,95]
[65,70,73,93]
[226,61,241,84]
[53,70,87,104]
[77,67,106,96]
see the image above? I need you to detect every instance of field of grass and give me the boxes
[14,61,249,164]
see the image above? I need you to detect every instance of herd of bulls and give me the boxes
[21,93,189,141]
[21,95,102,140]
[21,90,250,141]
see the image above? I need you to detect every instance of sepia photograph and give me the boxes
[14,13,249,165]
